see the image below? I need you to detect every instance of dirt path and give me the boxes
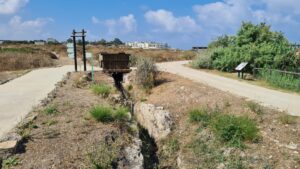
[0,65,95,138]
[157,61,300,116]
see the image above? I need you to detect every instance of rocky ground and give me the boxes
[127,71,300,169]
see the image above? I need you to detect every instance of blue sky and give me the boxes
[0,0,300,49]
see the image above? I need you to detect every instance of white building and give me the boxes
[47,38,58,44]
[34,41,45,45]
[126,42,169,49]
[0,41,3,45]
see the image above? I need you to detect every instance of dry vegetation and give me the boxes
[128,72,300,169]
[87,45,196,63]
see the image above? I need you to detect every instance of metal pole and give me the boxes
[82,29,87,71]
[72,30,78,72]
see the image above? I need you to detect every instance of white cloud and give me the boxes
[144,9,200,33]
[0,16,53,39]
[92,14,137,35]
[0,0,29,15]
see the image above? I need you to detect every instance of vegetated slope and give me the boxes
[128,72,300,169]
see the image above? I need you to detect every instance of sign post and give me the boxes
[235,62,248,79]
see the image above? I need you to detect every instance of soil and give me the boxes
[7,71,128,168]
[128,72,300,169]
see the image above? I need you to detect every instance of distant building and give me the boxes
[0,40,3,45]
[192,46,208,51]
[47,38,58,44]
[34,41,45,45]
[125,41,169,49]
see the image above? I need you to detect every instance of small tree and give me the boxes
[136,57,157,89]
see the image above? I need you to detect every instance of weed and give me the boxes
[247,102,264,115]
[88,141,118,169]
[2,157,19,168]
[127,85,133,91]
[90,106,114,122]
[192,51,213,69]
[43,120,58,126]
[42,105,59,115]
[211,114,258,148]
[166,138,180,154]
[91,84,111,97]
[279,114,297,124]
[114,107,130,122]
[140,98,148,102]
[189,108,210,124]
[136,57,157,89]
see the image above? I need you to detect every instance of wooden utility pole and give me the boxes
[71,29,87,72]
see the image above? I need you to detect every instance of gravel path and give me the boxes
[157,61,300,116]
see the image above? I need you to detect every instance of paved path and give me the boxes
[0,65,79,138]
[157,61,300,116]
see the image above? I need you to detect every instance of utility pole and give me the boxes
[72,30,78,72]
[82,29,87,71]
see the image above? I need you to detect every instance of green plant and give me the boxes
[114,107,130,122]
[211,114,258,148]
[2,157,19,168]
[90,106,114,122]
[88,141,118,169]
[247,102,264,115]
[127,85,133,91]
[42,105,59,115]
[279,114,297,124]
[91,84,111,97]
[189,108,211,126]
[166,138,180,154]
[136,57,157,89]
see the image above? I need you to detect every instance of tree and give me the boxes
[111,38,123,46]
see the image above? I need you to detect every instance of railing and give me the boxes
[253,68,300,77]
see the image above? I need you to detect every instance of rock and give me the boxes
[285,143,298,150]
[0,133,21,159]
[122,138,143,169]
[135,103,172,141]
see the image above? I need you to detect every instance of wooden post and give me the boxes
[82,29,87,71]
[72,30,78,72]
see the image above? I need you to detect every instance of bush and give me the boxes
[211,114,258,148]
[114,107,130,122]
[189,108,211,125]
[192,52,213,69]
[206,22,299,72]
[43,105,59,115]
[91,84,111,97]
[2,157,19,168]
[90,106,114,122]
[136,57,157,89]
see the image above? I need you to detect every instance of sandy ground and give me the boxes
[157,61,300,116]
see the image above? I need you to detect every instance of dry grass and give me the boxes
[0,46,57,71]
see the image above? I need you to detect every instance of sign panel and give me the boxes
[67,43,73,48]
[68,53,74,59]
[67,48,74,53]
[86,52,93,59]
[235,62,248,71]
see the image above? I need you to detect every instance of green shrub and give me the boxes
[211,114,258,148]
[91,84,111,97]
[114,107,130,122]
[189,108,211,125]
[205,22,299,72]
[90,106,114,122]
[43,105,59,115]
[136,57,157,89]
[2,157,19,168]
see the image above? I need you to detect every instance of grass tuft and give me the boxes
[42,105,59,115]
[2,157,19,168]
[91,84,111,97]
[247,102,264,115]
[189,108,211,126]
[211,114,258,148]
[114,107,130,122]
[90,106,114,122]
